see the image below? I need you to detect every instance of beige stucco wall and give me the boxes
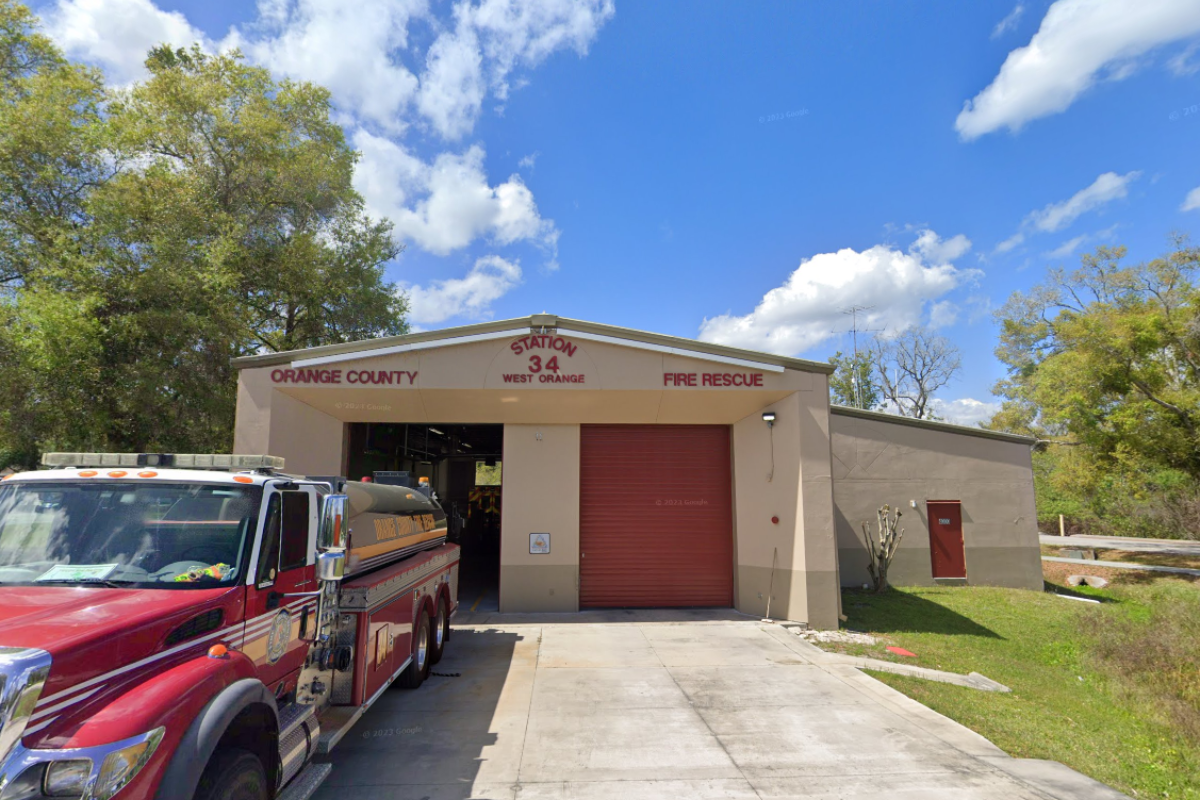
[234,334,809,428]
[234,367,344,476]
[731,377,839,630]
[498,424,581,612]
[830,410,1041,591]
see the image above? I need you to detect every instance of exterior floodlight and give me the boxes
[762,412,776,426]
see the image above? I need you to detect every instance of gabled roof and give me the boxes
[232,314,834,374]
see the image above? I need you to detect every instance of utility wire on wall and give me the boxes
[763,411,776,482]
[768,424,775,482]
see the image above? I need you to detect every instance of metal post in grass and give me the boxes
[862,504,904,594]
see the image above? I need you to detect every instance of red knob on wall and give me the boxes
[771,516,779,524]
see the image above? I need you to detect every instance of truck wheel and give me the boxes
[430,598,450,665]
[395,612,431,689]
[193,748,268,800]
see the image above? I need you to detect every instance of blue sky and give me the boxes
[34,0,1200,423]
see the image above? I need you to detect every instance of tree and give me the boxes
[829,349,880,409]
[873,328,961,419]
[991,243,1200,539]
[0,7,410,464]
[0,1,106,288]
[861,504,904,593]
[994,244,1200,474]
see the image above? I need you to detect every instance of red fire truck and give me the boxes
[0,452,460,800]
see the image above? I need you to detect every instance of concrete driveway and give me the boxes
[313,610,1127,800]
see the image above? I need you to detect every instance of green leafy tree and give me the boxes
[0,7,409,465]
[829,350,880,409]
[994,244,1200,475]
[992,243,1200,538]
[0,1,107,288]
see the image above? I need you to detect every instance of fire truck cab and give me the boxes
[0,452,460,800]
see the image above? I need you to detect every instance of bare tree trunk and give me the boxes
[863,504,904,593]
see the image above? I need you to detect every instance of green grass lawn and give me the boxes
[834,579,1200,799]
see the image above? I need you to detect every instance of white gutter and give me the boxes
[291,329,527,368]
[292,326,786,373]
[563,330,786,373]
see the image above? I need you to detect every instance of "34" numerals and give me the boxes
[527,355,561,373]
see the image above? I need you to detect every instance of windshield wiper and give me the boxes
[34,578,137,588]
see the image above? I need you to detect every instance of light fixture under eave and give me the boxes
[461,443,472,449]
[428,427,445,435]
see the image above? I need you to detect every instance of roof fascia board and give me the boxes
[556,318,832,374]
[563,329,784,373]
[830,405,1034,445]
[232,313,835,375]
[232,317,533,370]
[291,328,527,368]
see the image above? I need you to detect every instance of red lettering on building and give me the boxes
[664,372,764,388]
[272,369,418,386]
[510,335,577,357]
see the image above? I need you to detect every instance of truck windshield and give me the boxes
[0,481,261,588]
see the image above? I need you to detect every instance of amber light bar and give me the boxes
[41,453,285,471]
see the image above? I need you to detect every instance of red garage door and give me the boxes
[580,425,734,607]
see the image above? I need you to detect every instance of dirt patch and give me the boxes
[1041,560,1197,587]
[1095,549,1200,571]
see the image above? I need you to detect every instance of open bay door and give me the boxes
[579,424,734,607]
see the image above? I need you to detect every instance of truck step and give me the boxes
[277,762,331,800]
[315,705,368,754]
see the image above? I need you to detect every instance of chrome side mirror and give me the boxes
[317,551,345,582]
[319,494,348,550]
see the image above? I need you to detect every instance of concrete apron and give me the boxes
[313,609,1132,800]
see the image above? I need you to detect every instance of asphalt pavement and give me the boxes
[1040,533,1200,556]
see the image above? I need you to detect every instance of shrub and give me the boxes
[1084,582,1200,746]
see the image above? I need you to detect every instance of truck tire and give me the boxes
[396,612,431,689]
[193,748,268,800]
[430,597,450,665]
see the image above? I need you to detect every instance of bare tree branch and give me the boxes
[874,328,961,420]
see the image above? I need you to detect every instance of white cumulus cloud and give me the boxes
[698,231,978,356]
[930,398,1002,428]
[957,0,1200,140]
[416,0,614,139]
[911,229,972,263]
[403,254,521,325]
[353,131,559,257]
[1182,186,1200,212]
[43,0,210,84]
[239,0,426,134]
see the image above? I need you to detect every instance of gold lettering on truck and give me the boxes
[372,515,423,543]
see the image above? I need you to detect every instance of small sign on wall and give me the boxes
[529,533,550,554]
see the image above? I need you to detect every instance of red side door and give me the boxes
[243,484,319,697]
[926,500,966,579]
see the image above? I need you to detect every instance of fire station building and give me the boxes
[232,314,1042,629]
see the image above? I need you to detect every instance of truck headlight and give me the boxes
[42,760,91,797]
[90,728,164,800]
